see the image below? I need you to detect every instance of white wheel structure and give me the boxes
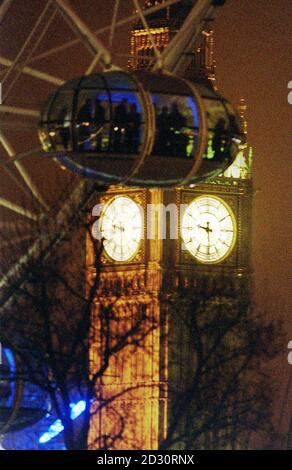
[0,0,225,311]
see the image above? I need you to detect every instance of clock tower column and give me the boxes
[88,0,253,450]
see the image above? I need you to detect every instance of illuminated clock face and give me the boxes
[99,196,143,262]
[181,196,236,263]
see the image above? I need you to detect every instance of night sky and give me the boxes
[214,1,291,318]
[0,0,291,437]
[214,0,292,436]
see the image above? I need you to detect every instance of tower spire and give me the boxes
[131,0,216,83]
[238,98,248,136]
[185,28,216,83]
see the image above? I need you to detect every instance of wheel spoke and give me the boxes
[2,4,58,101]
[0,56,64,86]
[132,0,163,69]
[54,0,119,71]
[0,120,38,131]
[86,0,120,75]
[0,235,34,250]
[0,0,13,23]
[0,197,38,221]
[108,0,120,51]
[152,0,216,75]
[28,0,181,65]
[2,1,52,88]
[0,147,42,164]
[85,50,103,76]
[0,221,34,231]
[0,104,39,118]
[0,157,37,200]
[0,130,48,210]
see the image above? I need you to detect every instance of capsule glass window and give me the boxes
[203,98,230,162]
[223,101,243,159]
[74,90,110,153]
[48,91,73,152]
[106,72,145,155]
[151,93,200,159]
[39,92,72,152]
[73,72,145,156]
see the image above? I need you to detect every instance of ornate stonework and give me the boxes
[89,4,253,450]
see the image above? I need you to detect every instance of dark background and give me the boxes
[0,0,291,441]
[214,0,291,321]
[214,2,292,433]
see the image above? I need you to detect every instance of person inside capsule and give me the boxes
[212,117,227,160]
[94,97,106,151]
[76,98,93,151]
[112,98,142,154]
[169,102,187,157]
[156,105,171,155]
[57,105,70,150]
[125,103,141,154]
[76,96,107,152]
[210,113,242,162]
[113,98,128,152]
[154,101,190,158]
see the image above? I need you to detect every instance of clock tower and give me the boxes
[89,0,253,450]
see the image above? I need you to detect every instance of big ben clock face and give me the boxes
[181,196,236,264]
[99,196,143,262]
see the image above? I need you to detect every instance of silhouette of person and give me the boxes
[94,98,105,150]
[225,114,243,163]
[76,98,92,151]
[212,117,226,160]
[57,106,70,150]
[169,102,187,157]
[156,106,170,155]
[126,103,141,153]
[113,98,128,152]
[229,114,241,136]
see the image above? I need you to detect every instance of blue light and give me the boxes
[70,400,86,419]
[4,348,16,372]
[39,420,64,444]
[2,348,16,407]
[39,400,86,444]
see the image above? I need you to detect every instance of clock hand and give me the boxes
[112,223,125,232]
[206,222,212,248]
[197,222,213,233]
[206,221,212,233]
[119,223,125,259]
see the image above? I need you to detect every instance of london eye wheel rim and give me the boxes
[0,343,47,434]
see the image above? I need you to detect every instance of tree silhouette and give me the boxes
[159,282,281,450]
[0,208,156,450]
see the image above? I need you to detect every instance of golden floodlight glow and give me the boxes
[181,195,237,264]
[99,196,143,262]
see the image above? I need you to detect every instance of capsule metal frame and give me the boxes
[39,71,244,187]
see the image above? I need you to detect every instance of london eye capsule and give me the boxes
[39,71,245,187]
[0,344,47,434]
